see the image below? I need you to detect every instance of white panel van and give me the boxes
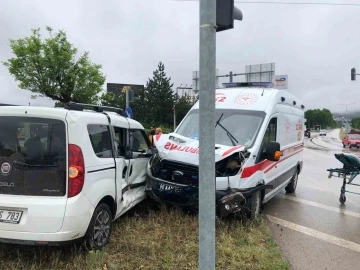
[0,102,154,248]
[146,82,305,219]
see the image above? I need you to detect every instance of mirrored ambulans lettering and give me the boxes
[164,142,200,154]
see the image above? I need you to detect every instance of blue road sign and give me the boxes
[125,107,133,119]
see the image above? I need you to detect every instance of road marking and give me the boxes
[267,215,360,253]
[282,195,360,219]
[301,175,360,207]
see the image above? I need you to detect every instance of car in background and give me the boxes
[342,134,360,148]
[319,129,327,136]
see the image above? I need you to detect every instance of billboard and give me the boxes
[245,63,275,83]
[274,75,288,89]
[106,83,144,95]
[192,69,220,93]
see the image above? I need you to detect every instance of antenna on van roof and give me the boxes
[64,102,124,116]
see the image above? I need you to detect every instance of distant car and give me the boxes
[342,134,360,148]
[319,129,327,136]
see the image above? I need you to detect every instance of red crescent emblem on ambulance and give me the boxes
[234,93,258,105]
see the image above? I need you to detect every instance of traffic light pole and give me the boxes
[199,0,216,269]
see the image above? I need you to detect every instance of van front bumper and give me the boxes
[146,174,273,217]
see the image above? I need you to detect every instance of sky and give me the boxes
[0,0,360,114]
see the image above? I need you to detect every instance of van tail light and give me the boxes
[68,144,85,198]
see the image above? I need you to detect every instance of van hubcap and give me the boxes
[93,210,110,246]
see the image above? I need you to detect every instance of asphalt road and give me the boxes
[264,129,360,270]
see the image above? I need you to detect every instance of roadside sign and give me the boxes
[274,75,288,89]
[125,107,133,119]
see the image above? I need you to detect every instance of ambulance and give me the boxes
[145,82,305,219]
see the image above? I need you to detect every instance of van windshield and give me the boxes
[176,109,265,147]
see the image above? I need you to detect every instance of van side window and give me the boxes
[257,118,277,162]
[113,127,127,157]
[87,124,113,158]
[129,129,149,155]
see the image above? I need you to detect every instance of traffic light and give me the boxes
[170,105,175,113]
[216,0,243,32]
[351,68,356,81]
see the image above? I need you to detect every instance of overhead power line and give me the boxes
[234,1,360,7]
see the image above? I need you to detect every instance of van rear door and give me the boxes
[0,113,67,233]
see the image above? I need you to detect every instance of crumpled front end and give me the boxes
[145,133,267,216]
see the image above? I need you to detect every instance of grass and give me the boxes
[0,200,290,270]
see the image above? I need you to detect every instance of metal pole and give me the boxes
[174,104,176,131]
[199,0,216,269]
[126,87,129,109]
[339,102,356,133]
[229,71,233,82]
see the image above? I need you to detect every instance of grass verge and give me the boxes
[0,200,289,270]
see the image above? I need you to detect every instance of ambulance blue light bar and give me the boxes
[222,82,274,88]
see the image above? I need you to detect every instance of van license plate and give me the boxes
[159,183,175,191]
[158,183,184,193]
[0,210,23,224]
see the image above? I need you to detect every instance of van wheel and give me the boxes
[285,170,298,193]
[243,190,262,220]
[84,203,113,250]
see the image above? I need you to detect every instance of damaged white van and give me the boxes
[0,102,154,248]
[146,82,305,219]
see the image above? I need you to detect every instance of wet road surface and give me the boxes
[264,129,360,270]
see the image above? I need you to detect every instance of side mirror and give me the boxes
[266,141,281,161]
[124,146,133,159]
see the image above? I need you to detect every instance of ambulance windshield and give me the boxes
[176,109,265,147]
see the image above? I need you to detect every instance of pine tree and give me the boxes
[144,62,175,126]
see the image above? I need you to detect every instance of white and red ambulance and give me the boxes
[146,82,305,219]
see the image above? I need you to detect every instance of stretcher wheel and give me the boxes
[339,194,346,205]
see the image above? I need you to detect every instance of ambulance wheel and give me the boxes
[243,190,262,220]
[84,203,113,250]
[285,169,299,193]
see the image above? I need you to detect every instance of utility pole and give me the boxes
[199,0,216,269]
[198,1,242,270]
[339,102,356,133]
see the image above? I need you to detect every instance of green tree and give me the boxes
[305,108,337,129]
[144,62,175,126]
[351,117,360,129]
[100,92,125,108]
[174,96,193,125]
[3,26,106,104]
[100,88,148,123]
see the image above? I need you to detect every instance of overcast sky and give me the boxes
[1,0,360,114]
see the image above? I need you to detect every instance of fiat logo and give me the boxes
[1,162,11,175]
